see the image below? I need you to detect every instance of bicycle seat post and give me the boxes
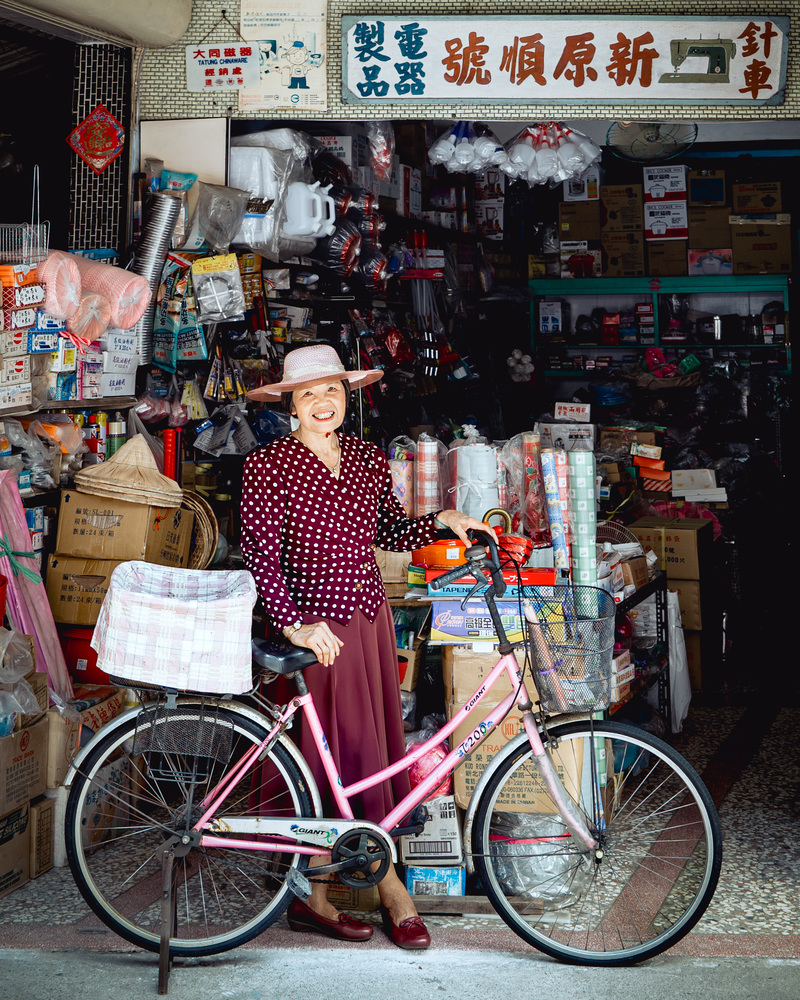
[292,671,309,696]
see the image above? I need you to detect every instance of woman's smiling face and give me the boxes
[291,381,347,436]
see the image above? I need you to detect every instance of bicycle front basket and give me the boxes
[526,586,616,714]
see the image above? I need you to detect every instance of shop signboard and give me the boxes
[342,16,789,105]
[185,43,260,91]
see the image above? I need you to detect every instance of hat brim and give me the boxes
[246,367,383,402]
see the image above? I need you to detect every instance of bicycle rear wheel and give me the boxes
[472,719,722,965]
[65,702,314,957]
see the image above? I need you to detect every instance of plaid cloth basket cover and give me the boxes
[90,561,258,694]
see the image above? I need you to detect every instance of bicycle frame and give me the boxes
[198,646,599,858]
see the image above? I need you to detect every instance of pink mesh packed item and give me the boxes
[37,251,82,320]
[69,254,152,329]
[67,291,112,343]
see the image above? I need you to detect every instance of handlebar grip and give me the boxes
[428,562,472,592]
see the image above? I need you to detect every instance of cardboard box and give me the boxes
[562,165,601,201]
[558,201,601,240]
[671,579,703,631]
[687,170,726,207]
[646,240,688,276]
[431,600,527,644]
[644,201,688,241]
[50,756,131,867]
[46,555,125,626]
[76,687,124,734]
[688,206,732,248]
[599,185,643,231]
[687,248,733,277]
[0,802,30,899]
[0,716,48,815]
[15,669,49,731]
[643,164,687,202]
[732,182,781,214]
[474,202,504,241]
[29,796,54,878]
[46,707,82,788]
[621,556,648,590]
[0,354,32,386]
[536,421,595,451]
[447,701,584,810]
[405,864,465,896]
[326,881,380,911]
[559,240,602,278]
[400,794,462,864]
[441,644,515,706]
[56,493,193,566]
[375,548,411,584]
[729,215,792,275]
[398,639,425,693]
[600,231,645,277]
[628,516,713,580]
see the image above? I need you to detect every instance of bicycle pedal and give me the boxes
[286,867,312,900]
[388,804,430,838]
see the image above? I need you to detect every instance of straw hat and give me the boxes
[73,434,183,506]
[246,344,383,402]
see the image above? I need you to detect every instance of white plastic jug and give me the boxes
[282,181,336,237]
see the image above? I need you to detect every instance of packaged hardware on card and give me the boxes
[2,307,37,330]
[2,283,45,309]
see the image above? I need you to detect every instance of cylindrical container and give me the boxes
[105,421,126,459]
[58,625,111,685]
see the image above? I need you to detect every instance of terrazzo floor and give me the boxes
[1,696,798,959]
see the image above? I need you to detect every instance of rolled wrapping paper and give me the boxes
[540,449,571,572]
[496,449,508,511]
[414,437,442,517]
[37,251,82,320]
[69,254,152,329]
[521,431,550,545]
[568,451,597,587]
[67,291,112,344]
[389,458,414,517]
[452,444,500,521]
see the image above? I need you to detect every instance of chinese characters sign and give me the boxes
[342,16,788,105]
[185,43,260,91]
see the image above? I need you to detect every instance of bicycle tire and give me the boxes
[472,719,722,965]
[65,702,314,957]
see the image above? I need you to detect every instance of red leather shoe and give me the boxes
[287,897,374,941]
[380,905,431,950]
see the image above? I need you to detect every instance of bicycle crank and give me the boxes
[328,828,392,889]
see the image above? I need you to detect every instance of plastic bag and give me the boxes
[167,376,189,428]
[127,407,165,471]
[489,812,589,902]
[192,181,251,254]
[133,391,170,424]
[405,715,452,798]
[180,376,209,422]
[366,120,395,181]
[1,418,59,488]
[0,626,35,679]
[427,121,508,175]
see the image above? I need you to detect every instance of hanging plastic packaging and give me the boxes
[427,121,509,174]
[503,122,601,188]
[366,120,396,181]
[184,181,251,254]
[191,254,246,322]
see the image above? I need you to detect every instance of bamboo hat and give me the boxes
[73,434,183,506]
[245,344,383,402]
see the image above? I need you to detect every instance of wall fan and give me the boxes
[605,122,698,163]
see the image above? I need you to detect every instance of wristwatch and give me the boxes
[282,621,303,639]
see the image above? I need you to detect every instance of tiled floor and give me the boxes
[1,696,798,959]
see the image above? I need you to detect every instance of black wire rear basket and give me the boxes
[525,586,616,714]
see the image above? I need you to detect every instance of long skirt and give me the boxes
[297,601,411,823]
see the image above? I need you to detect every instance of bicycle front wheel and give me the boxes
[472,719,722,965]
[65,702,314,957]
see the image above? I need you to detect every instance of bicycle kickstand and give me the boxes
[158,848,178,995]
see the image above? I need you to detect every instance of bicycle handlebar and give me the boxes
[427,528,506,599]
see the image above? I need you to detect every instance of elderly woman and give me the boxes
[241,344,487,950]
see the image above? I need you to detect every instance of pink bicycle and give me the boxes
[65,532,721,974]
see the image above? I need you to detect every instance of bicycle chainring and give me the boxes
[330,828,391,889]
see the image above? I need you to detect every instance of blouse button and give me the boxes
[355,582,363,591]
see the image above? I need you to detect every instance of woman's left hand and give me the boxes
[435,509,493,547]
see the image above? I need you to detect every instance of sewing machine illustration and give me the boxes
[659,37,736,84]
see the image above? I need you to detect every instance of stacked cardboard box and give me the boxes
[600,185,645,277]
[45,492,193,627]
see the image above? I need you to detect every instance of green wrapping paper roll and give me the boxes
[568,451,597,587]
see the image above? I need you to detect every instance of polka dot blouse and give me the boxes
[240,433,440,631]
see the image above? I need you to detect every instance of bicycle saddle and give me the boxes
[251,637,320,674]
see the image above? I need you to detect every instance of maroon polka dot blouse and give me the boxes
[240,433,440,631]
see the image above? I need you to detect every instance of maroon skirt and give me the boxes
[297,601,411,823]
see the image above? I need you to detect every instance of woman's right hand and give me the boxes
[287,622,343,667]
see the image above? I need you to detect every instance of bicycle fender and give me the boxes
[62,699,324,819]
